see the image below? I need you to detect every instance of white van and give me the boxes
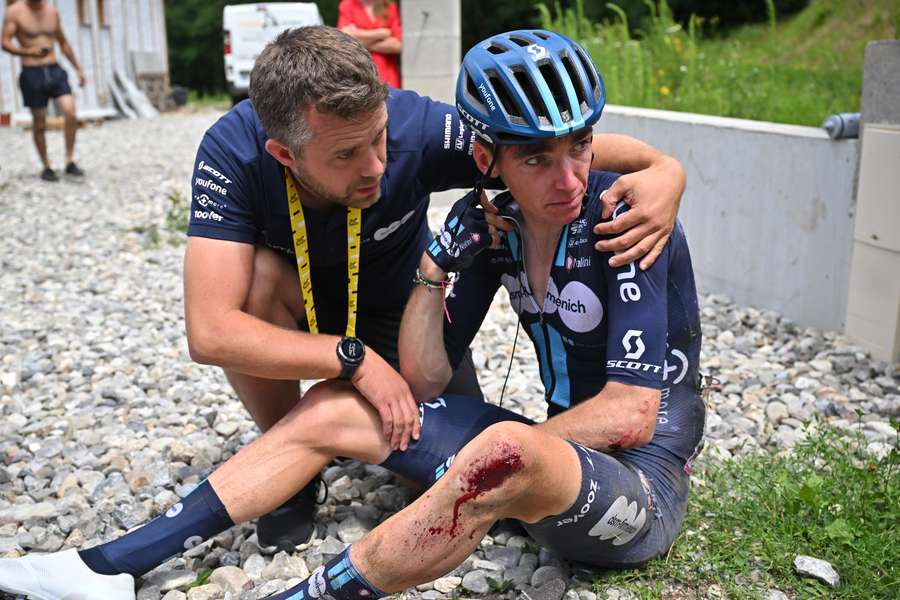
[224,3,322,103]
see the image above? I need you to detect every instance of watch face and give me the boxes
[339,337,365,363]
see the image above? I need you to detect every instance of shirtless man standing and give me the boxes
[2,0,86,181]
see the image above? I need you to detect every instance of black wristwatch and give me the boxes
[336,336,366,380]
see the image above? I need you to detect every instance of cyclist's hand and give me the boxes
[593,157,684,270]
[478,190,512,248]
[351,349,421,451]
[428,192,492,273]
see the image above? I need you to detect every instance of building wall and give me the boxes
[0,0,168,120]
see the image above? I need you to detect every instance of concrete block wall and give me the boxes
[400,0,460,104]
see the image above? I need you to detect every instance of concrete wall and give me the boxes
[595,105,859,332]
[0,0,168,121]
[400,0,460,104]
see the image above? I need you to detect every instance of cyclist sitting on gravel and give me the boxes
[0,30,703,600]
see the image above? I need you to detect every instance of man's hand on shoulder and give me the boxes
[351,349,421,452]
[593,155,685,270]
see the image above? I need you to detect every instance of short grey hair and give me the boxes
[249,26,388,150]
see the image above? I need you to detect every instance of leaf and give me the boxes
[824,518,855,542]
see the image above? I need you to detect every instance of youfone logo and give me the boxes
[526,44,548,61]
[622,330,645,360]
[194,177,228,197]
[588,495,647,546]
[197,160,232,185]
[477,82,497,112]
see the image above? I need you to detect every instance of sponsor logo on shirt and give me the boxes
[606,359,662,374]
[557,478,599,526]
[194,210,223,222]
[663,346,689,384]
[443,113,453,150]
[194,177,228,196]
[373,209,416,241]
[501,272,540,314]
[565,255,591,270]
[616,261,641,303]
[588,495,647,546]
[622,329,646,360]
[567,236,589,249]
[195,193,224,210]
[544,280,604,333]
[196,160,232,185]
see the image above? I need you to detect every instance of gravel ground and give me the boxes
[0,111,897,600]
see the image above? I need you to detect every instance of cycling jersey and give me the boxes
[442,171,705,468]
[186,88,480,333]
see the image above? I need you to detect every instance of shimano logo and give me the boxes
[457,103,489,131]
[477,82,497,112]
[622,330,645,359]
[195,177,228,196]
[197,160,232,184]
[443,113,453,149]
[606,359,662,374]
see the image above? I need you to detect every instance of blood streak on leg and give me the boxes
[444,442,524,537]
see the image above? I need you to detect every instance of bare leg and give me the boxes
[209,380,393,522]
[224,247,307,431]
[351,421,583,592]
[30,108,50,169]
[57,95,78,164]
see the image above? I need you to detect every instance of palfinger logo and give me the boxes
[588,495,646,546]
[622,330,645,360]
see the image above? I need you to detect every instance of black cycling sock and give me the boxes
[265,546,386,600]
[78,479,234,577]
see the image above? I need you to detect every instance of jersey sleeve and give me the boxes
[442,235,503,369]
[416,98,481,193]
[603,202,669,389]
[187,133,259,244]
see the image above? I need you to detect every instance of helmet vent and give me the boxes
[513,70,549,122]
[488,75,522,119]
[538,62,571,121]
[574,47,599,97]
[508,35,532,47]
[465,74,487,111]
[561,54,587,108]
[533,31,550,40]
[486,42,509,55]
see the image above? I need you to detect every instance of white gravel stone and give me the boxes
[793,554,840,588]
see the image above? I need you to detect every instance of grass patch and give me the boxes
[187,90,231,111]
[591,423,899,598]
[537,0,898,126]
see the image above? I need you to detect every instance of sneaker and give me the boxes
[0,548,135,600]
[64,162,85,177]
[39,168,58,182]
[256,475,325,552]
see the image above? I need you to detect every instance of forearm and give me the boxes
[368,37,401,55]
[591,134,681,175]
[342,26,390,47]
[187,309,343,380]
[1,40,31,57]
[398,255,453,401]
[60,41,81,70]
[535,383,659,451]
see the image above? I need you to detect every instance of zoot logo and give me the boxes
[557,479,598,526]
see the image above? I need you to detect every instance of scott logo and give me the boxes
[622,330,645,360]
[197,160,232,184]
[526,44,548,60]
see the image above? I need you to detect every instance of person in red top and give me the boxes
[338,0,401,87]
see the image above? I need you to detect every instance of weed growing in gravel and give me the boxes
[166,190,190,236]
[592,423,899,598]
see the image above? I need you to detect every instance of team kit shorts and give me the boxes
[382,393,704,568]
[19,64,72,109]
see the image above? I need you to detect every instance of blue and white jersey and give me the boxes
[186,88,480,331]
[443,171,703,461]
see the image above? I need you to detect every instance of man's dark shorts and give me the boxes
[19,64,72,109]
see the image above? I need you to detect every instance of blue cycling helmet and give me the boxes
[457,30,605,145]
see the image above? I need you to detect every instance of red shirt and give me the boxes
[338,0,402,88]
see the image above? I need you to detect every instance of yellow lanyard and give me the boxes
[284,168,361,337]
